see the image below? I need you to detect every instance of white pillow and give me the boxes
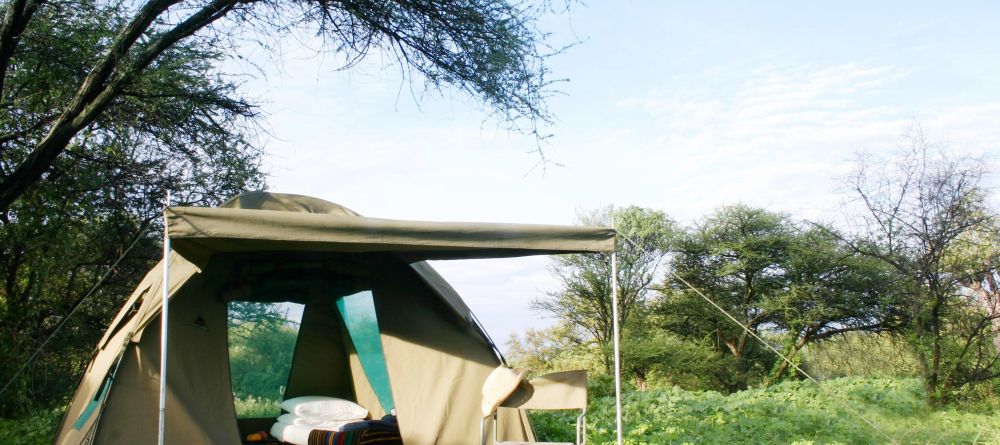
[276,413,357,429]
[279,396,369,420]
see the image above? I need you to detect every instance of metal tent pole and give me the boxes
[611,225,623,445]
[158,192,171,445]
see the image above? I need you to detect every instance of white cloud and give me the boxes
[255,52,1000,343]
[603,61,1000,223]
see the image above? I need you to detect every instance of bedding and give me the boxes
[279,396,370,420]
[270,422,317,445]
[306,417,401,445]
[272,415,400,445]
[277,413,356,429]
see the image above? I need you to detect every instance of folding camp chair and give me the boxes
[481,370,588,445]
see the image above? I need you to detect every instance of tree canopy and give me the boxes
[0,0,560,212]
[0,0,564,416]
[532,206,676,373]
[843,132,999,404]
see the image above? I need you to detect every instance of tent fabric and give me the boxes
[501,371,588,411]
[52,192,613,445]
[408,261,476,324]
[220,192,361,216]
[94,273,239,444]
[165,205,615,266]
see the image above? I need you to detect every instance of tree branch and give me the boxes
[0,0,43,97]
[0,0,235,212]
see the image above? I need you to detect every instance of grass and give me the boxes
[532,377,1000,445]
[5,378,999,444]
[234,395,282,418]
[0,396,282,445]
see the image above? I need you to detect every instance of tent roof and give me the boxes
[166,192,616,266]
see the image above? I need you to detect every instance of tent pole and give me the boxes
[611,223,623,445]
[158,191,171,445]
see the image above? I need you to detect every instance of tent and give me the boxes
[52,192,615,445]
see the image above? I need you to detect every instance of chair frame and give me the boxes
[481,409,586,445]
[480,369,588,445]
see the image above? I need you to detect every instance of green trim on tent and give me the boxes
[72,377,112,430]
[337,290,395,413]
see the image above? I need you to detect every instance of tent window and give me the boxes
[337,290,395,413]
[71,374,112,430]
[227,301,304,418]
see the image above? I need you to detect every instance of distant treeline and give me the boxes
[515,140,1000,406]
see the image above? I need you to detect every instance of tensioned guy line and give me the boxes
[0,217,154,399]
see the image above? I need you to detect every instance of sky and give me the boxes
[237,1,1000,348]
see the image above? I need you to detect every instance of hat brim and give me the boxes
[482,367,529,418]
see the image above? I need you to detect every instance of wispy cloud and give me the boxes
[604,61,998,222]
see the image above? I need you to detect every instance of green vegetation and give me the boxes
[0,0,561,418]
[228,302,301,418]
[800,333,920,380]
[6,377,998,445]
[0,409,61,445]
[514,141,1000,443]
[531,377,1000,445]
[233,395,282,419]
[516,142,1000,409]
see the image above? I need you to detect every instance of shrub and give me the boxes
[801,333,919,380]
[0,408,62,445]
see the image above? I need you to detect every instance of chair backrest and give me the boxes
[500,370,587,411]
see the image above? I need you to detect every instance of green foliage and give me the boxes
[0,0,562,212]
[233,395,282,419]
[573,377,1000,445]
[533,206,677,372]
[507,325,603,375]
[618,331,736,392]
[0,408,62,445]
[657,206,796,389]
[801,333,920,380]
[657,205,900,389]
[0,0,267,416]
[228,302,300,417]
[529,409,580,443]
[845,139,1000,404]
[229,321,298,402]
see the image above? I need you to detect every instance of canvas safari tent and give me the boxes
[52,192,615,445]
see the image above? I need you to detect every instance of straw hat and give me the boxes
[481,366,529,418]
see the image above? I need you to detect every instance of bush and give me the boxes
[228,302,301,418]
[0,408,62,445]
[576,377,1000,445]
[233,395,282,418]
[801,333,919,380]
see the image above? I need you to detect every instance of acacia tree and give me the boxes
[0,0,562,415]
[843,131,998,404]
[0,3,266,415]
[0,0,558,212]
[532,206,676,374]
[766,226,902,382]
[658,206,899,389]
[658,205,793,390]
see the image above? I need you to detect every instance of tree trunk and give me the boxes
[911,297,938,405]
[723,332,750,391]
[767,335,809,384]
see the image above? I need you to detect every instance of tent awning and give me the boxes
[166,206,616,265]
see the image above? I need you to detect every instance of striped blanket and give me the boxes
[306,421,401,445]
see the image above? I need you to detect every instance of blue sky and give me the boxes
[241,1,1000,346]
